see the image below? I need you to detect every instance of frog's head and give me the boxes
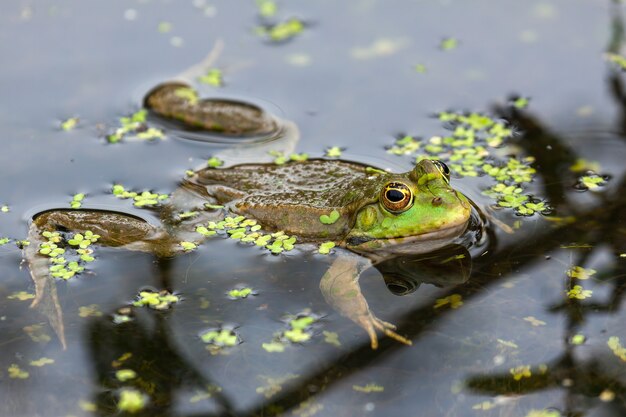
[345,160,471,255]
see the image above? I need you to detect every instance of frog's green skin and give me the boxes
[24,83,473,350]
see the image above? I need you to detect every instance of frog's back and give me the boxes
[191,160,385,239]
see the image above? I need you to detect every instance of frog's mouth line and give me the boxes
[345,220,469,251]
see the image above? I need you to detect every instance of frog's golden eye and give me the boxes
[431,160,450,182]
[381,182,413,213]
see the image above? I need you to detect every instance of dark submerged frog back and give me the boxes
[145,82,279,136]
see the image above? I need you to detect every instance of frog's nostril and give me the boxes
[432,197,443,206]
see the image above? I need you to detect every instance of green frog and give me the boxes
[24,59,479,350]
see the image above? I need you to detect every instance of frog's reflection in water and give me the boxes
[85,258,237,417]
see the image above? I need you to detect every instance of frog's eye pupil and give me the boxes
[386,189,405,202]
[381,182,413,213]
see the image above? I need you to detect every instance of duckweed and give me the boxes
[39,230,98,279]
[256,374,299,399]
[511,96,530,109]
[198,68,223,87]
[1,205,9,212]
[61,117,79,131]
[112,184,169,207]
[570,334,586,345]
[115,369,137,381]
[577,174,607,190]
[523,316,546,326]
[263,313,318,351]
[133,290,179,310]
[178,211,198,219]
[8,364,29,379]
[23,324,51,344]
[200,328,239,349]
[207,156,224,168]
[174,87,199,105]
[569,158,600,173]
[387,110,552,216]
[323,330,340,347]
[0,237,9,245]
[269,150,309,165]
[608,336,626,361]
[567,266,596,280]
[107,109,164,143]
[78,304,102,318]
[29,358,54,367]
[318,241,335,255]
[325,146,343,158]
[228,287,253,299]
[7,291,35,301]
[319,210,340,225]
[117,389,146,413]
[352,383,384,393]
[180,241,197,251]
[434,294,463,309]
[440,37,458,51]
[259,18,305,42]
[510,365,532,381]
[70,193,84,208]
[525,410,561,417]
[197,215,298,255]
[567,285,592,300]
[256,0,277,17]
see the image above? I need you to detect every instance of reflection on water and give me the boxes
[1,1,626,416]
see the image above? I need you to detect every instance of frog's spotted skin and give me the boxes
[187,159,471,251]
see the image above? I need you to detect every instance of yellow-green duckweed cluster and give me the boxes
[200,328,240,354]
[198,68,223,87]
[566,265,595,300]
[387,111,550,216]
[318,241,335,255]
[112,184,169,207]
[60,117,79,131]
[262,313,318,352]
[525,410,562,417]
[352,383,384,393]
[133,290,180,310]
[576,173,607,191]
[324,146,343,158]
[107,109,164,143]
[117,389,147,413]
[39,230,99,279]
[207,156,224,168]
[227,287,254,299]
[433,294,463,309]
[196,215,297,255]
[257,18,305,42]
[269,150,309,165]
[608,336,626,361]
[69,193,84,208]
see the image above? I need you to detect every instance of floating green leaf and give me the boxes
[325,146,343,158]
[199,69,223,87]
[319,210,340,225]
[61,117,79,131]
[117,389,146,413]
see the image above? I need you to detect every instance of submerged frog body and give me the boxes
[25,81,476,350]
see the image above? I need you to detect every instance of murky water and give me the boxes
[1,1,626,416]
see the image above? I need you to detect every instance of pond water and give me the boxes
[1,1,626,416]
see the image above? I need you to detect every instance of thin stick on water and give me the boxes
[172,38,224,83]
